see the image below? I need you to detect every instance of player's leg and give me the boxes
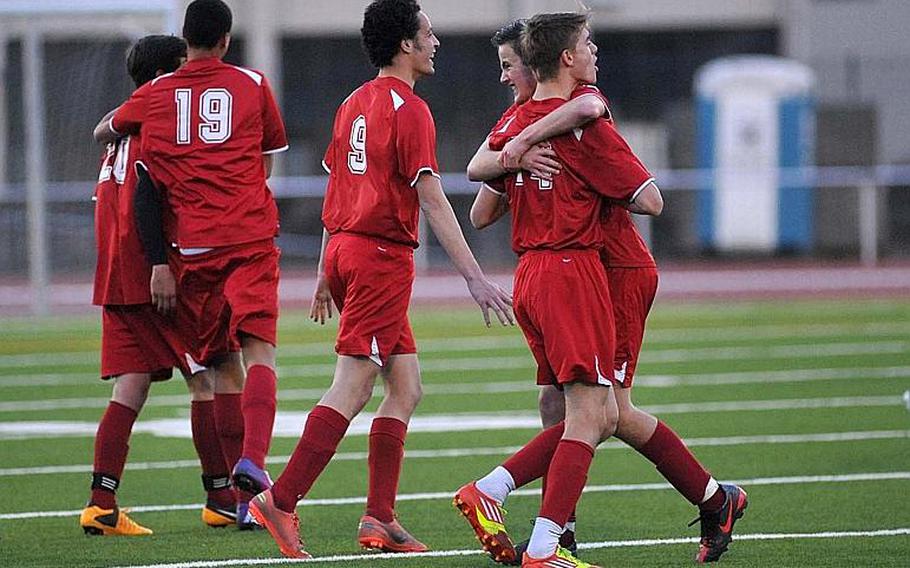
[233,336,278,486]
[358,353,428,553]
[251,355,379,558]
[81,372,153,536]
[213,352,245,473]
[185,370,236,527]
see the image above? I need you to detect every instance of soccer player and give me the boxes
[81,34,235,537]
[100,0,290,529]
[248,0,513,559]
[464,13,748,566]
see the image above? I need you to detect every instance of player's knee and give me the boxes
[185,372,215,400]
[111,374,151,411]
[601,410,619,442]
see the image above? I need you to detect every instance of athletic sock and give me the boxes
[501,421,565,488]
[475,466,516,505]
[214,392,244,472]
[90,401,138,509]
[538,439,595,539]
[191,400,233,507]
[638,420,723,510]
[365,416,408,523]
[241,365,278,469]
[526,517,564,560]
[271,405,350,513]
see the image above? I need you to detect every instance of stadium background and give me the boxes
[1,0,910,302]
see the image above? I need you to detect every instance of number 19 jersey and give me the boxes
[321,76,440,249]
[112,57,288,248]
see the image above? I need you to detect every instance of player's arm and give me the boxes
[416,174,514,326]
[93,109,119,144]
[309,227,334,325]
[133,162,175,314]
[263,154,274,178]
[499,94,606,170]
[470,183,509,230]
[467,137,561,182]
[626,181,663,216]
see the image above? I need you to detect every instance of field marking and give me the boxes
[4,471,909,522]
[0,395,901,436]
[105,528,910,567]
[1,429,906,477]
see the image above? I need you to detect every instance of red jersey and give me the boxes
[488,95,652,255]
[111,57,288,248]
[92,136,153,306]
[321,76,440,248]
[487,85,608,143]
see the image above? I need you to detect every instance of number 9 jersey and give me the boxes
[110,58,288,249]
[321,76,440,249]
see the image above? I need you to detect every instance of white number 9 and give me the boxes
[347,115,367,175]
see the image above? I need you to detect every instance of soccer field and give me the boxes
[1,298,909,567]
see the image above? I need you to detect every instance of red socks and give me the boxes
[214,392,244,471]
[91,401,138,509]
[539,439,595,527]
[272,405,350,512]
[503,422,565,488]
[365,417,408,522]
[638,421,722,510]
[191,400,233,507]
[241,365,277,468]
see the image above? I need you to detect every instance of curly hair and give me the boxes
[361,0,422,69]
[126,35,187,88]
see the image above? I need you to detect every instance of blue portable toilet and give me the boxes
[695,56,815,253]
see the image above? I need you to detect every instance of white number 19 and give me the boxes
[175,88,233,145]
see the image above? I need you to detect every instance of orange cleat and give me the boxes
[80,505,153,536]
[521,546,601,568]
[357,514,429,553]
[248,490,311,559]
[453,481,516,564]
[201,500,236,528]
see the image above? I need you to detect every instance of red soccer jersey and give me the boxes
[92,136,154,306]
[111,57,288,248]
[486,85,607,144]
[321,76,440,248]
[488,95,652,255]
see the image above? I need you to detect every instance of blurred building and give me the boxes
[0,0,907,274]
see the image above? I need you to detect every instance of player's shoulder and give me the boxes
[221,64,269,87]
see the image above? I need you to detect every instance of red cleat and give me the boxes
[357,514,429,553]
[248,490,311,559]
[453,481,516,564]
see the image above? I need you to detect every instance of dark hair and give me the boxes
[521,12,589,81]
[126,35,187,87]
[182,0,232,49]
[361,0,421,69]
[491,19,527,60]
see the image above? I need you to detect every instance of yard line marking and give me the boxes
[1,429,905,477]
[4,471,908,521]
[105,528,910,567]
[0,395,901,435]
[0,396,900,435]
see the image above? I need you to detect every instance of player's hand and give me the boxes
[309,274,334,325]
[466,276,514,327]
[520,143,561,180]
[150,264,176,315]
[499,136,531,171]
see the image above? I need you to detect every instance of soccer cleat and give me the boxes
[232,457,273,495]
[692,484,749,563]
[513,524,577,566]
[202,499,237,528]
[357,514,429,553]
[453,481,516,564]
[80,505,153,536]
[236,500,264,531]
[248,489,311,559]
[521,545,600,568]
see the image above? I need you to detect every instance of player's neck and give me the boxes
[532,73,577,101]
[187,46,225,62]
[377,63,418,89]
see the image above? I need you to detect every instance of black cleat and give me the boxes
[692,484,748,563]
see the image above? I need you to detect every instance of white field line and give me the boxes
[4,471,909,521]
[3,363,909,395]
[0,395,900,434]
[2,319,909,371]
[105,528,910,568]
[1,429,906,477]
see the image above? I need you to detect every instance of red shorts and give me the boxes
[101,304,202,380]
[172,239,280,365]
[606,266,658,388]
[325,233,416,365]
[513,249,615,387]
